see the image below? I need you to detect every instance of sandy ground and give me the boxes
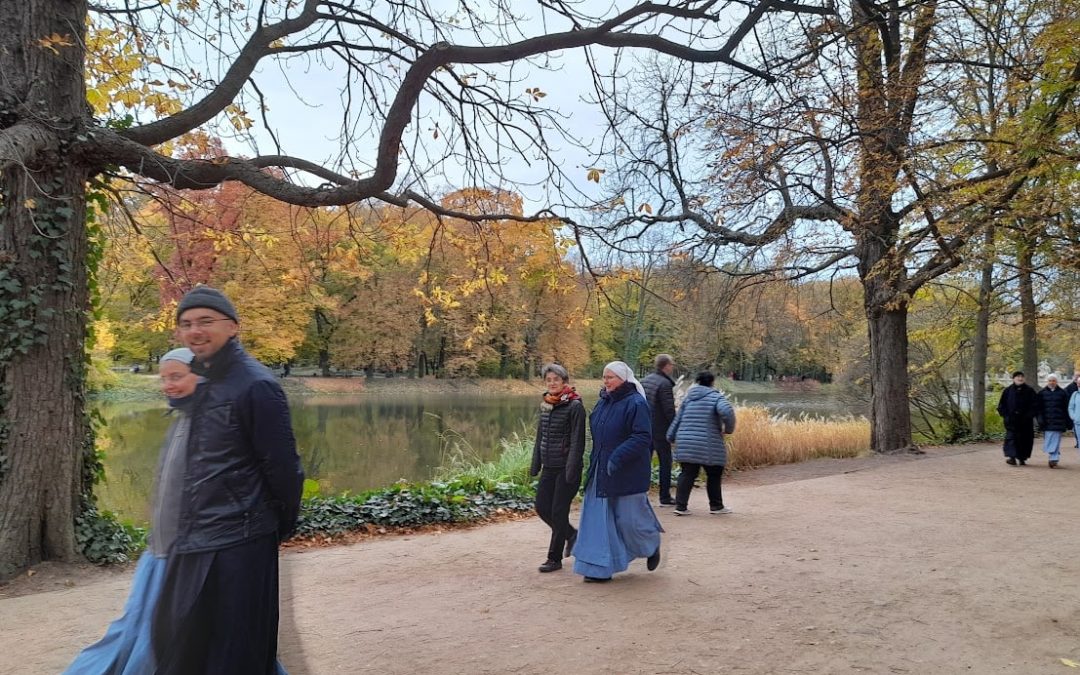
[5,442,1080,674]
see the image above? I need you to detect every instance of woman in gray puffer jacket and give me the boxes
[666,371,736,515]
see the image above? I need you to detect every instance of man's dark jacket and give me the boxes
[641,371,676,441]
[997,383,1038,433]
[174,339,304,554]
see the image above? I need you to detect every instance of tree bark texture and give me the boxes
[1017,237,1038,381]
[970,225,995,436]
[0,0,91,577]
[856,226,915,453]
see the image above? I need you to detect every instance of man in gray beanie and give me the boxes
[151,286,303,674]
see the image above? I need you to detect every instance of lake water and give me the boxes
[94,390,858,524]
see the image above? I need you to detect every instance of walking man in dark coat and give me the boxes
[154,286,304,674]
[997,371,1038,467]
[642,354,677,505]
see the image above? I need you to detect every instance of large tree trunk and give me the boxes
[0,0,90,577]
[864,302,915,453]
[856,217,915,454]
[1017,237,1038,381]
[970,225,995,436]
[313,309,332,377]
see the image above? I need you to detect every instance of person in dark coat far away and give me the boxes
[530,363,586,573]
[666,371,737,516]
[155,286,304,674]
[641,354,677,506]
[572,361,663,583]
[997,371,1038,467]
[1037,373,1071,468]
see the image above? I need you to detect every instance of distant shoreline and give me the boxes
[92,372,824,403]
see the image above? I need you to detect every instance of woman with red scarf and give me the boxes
[530,363,586,573]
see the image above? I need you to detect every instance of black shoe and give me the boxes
[538,559,562,573]
[647,548,661,571]
[1050,460,1059,468]
[1019,459,1026,465]
[584,576,611,583]
[659,498,675,507]
[564,531,577,558]
[1006,458,1017,466]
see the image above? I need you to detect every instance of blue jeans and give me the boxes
[1044,431,1063,462]
[1075,422,1079,449]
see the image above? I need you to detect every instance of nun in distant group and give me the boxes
[571,361,663,582]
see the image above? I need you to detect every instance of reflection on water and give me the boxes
[94,390,856,524]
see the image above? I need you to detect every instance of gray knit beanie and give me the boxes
[176,286,239,323]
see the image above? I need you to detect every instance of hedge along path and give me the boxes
[5,443,1080,674]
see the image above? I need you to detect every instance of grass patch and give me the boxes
[433,431,535,486]
[724,406,870,470]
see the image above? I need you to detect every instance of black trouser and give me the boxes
[154,534,280,674]
[675,462,724,511]
[535,467,578,561]
[652,437,673,502]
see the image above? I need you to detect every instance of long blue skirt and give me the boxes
[571,478,663,579]
[64,552,165,675]
[64,551,289,675]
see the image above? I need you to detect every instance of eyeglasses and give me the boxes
[177,318,233,331]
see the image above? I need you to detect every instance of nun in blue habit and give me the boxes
[571,361,663,582]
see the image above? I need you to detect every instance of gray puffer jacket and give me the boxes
[666,384,736,466]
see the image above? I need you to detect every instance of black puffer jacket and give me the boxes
[530,397,586,485]
[174,339,304,554]
[1037,385,1072,432]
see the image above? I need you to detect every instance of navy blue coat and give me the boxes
[177,339,305,553]
[587,382,653,497]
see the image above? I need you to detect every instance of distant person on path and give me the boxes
[1037,374,1071,468]
[529,363,586,573]
[154,287,304,674]
[666,371,737,516]
[1069,386,1080,455]
[1067,374,1080,448]
[642,354,678,506]
[997,371,1038,466]
[572,361,663,583]
[65,348,202,673]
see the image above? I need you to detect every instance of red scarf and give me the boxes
[543,385,581,406]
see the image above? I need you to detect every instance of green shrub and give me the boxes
[75,505,146,564]
[293,479,533,538]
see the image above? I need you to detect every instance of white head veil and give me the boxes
[603,361,646,400]
[161,347,195,366]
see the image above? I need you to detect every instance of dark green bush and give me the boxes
[75,505,146,564]
[293,478,533,538]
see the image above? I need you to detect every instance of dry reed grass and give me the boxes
[725,406,871,470]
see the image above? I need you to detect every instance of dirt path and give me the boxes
[5,443,1080,674]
